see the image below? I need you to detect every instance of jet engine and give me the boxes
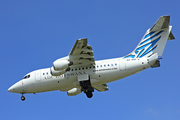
[53,60,73,71]
[67,88,82,96]
[50,67,69,76]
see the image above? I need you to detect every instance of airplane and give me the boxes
[8,15,175,101]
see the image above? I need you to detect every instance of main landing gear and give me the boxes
[85,90,93,98]
[80,80,94,98]
[21,93,25,101]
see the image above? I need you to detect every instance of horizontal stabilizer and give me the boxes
[150,15,170,31]
[168,31,175,40]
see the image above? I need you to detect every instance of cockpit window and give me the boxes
[23,74,30,79]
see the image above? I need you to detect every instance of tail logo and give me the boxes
[124,30,163,59]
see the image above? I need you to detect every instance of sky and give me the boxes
[1,0,180,120]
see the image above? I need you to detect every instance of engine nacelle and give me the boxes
[53,60,73,71]
[50,67,67,76]
[67,88,82,96]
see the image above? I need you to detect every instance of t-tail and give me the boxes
[124,15,175,67]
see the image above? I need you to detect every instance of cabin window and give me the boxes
[97,66,99,68]
[100,65,102,67]
[111,64,113,66]
[89,67,91,69]
[71,69,73,71]
[104,65,106,67]
[108,64,110,66]
[86,67,88,69]
[115,63,117,66]
[79,68,81,70]
[93,66,95,68]
[75,68,77,71]
[82,67,84,70]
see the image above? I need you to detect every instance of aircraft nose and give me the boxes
[8,80,22,93]
[8,86,14,92]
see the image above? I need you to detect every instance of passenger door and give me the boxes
[119,59,126,71]
[35,70,42,82]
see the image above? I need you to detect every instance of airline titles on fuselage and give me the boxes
[43,63,118,80]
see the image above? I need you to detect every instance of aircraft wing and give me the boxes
[93,84,109,92]
[69,38,95,66]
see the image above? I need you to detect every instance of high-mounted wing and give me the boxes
[69,38,95,66]
[50,38,95,76]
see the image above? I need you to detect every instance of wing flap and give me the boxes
[93,84,109,92]
[69,38,95,67]
[69,38,88,55]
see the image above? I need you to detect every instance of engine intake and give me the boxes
[50,67,69,76]
[53,60,73,71]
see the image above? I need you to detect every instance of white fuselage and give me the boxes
[8,56,156,94]
[8,16,174,100]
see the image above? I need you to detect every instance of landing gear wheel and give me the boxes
[81,81,89,89]
[21,96,25,101]
[86,91,93,98]
[82,82,89,89]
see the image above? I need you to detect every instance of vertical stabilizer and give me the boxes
[124,16,175,59]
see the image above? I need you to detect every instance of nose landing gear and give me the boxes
[21,94,25,101]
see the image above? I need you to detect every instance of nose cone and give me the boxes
[8,86,14,92]
[8,80,22,93]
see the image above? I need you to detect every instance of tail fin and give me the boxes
[124,15,175,59]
